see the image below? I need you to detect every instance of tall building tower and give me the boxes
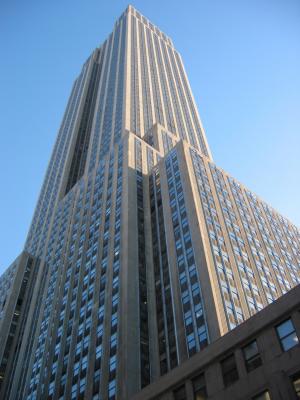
[0,5,299,400]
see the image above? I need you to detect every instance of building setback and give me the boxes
[0,5,299,400]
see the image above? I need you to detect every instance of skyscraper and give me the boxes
[0,5,299,400]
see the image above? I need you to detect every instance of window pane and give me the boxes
[192,373,207,400]
[252,391,271,400]
[276,319,299,351]
[293,373,300,397]
[243,340,262,372]
[221,354,239,387]
[243,340,258,360]
[174,385,186,400]
[277,319,294,338]
[281,333,299,351]
[194,391,207,400]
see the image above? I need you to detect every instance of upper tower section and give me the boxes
[61,4,212,196]
[25,5,212,255]
[123,5,212,159]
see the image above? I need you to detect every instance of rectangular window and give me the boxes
[292,372,300,398]
[221,354,239,387]
[252,390,271,400]
[173,384,187,400]
[192,373,207,399]
[242,340,262,372]
[108,379,116,399]
[276,318,299,351]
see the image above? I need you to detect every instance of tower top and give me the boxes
[122,4,174,47]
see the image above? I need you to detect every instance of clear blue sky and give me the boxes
[0,0,299,274]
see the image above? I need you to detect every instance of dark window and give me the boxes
[221,354,239,387]
[252,390,271,400]
[276,319,299,351]
[173,384,186,400]
[192,373,207,400]
[292,372,300,398]
[242,340,262,372]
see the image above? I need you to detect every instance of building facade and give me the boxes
[0,5,299,400]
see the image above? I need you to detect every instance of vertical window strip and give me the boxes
[174,52,209,157]
[150,168,178,374]
[114,18,127,145]
[166,150,209,356]
[107,144,123,399]
[153,34,176,133]
[162,131,173,155]
[89,38,111,171]
[88,43,107,172]
[99,25,121,159]
[130,16,141,136]
[135,139,150,387]
[146,147,154,171]
[160,41,187,141]
[145,27,164,126]
[138,21,153,134]
[167,47,197,149]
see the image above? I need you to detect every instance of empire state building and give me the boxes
[0,5,300,400]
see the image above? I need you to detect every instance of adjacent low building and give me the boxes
[132,283,300,400]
